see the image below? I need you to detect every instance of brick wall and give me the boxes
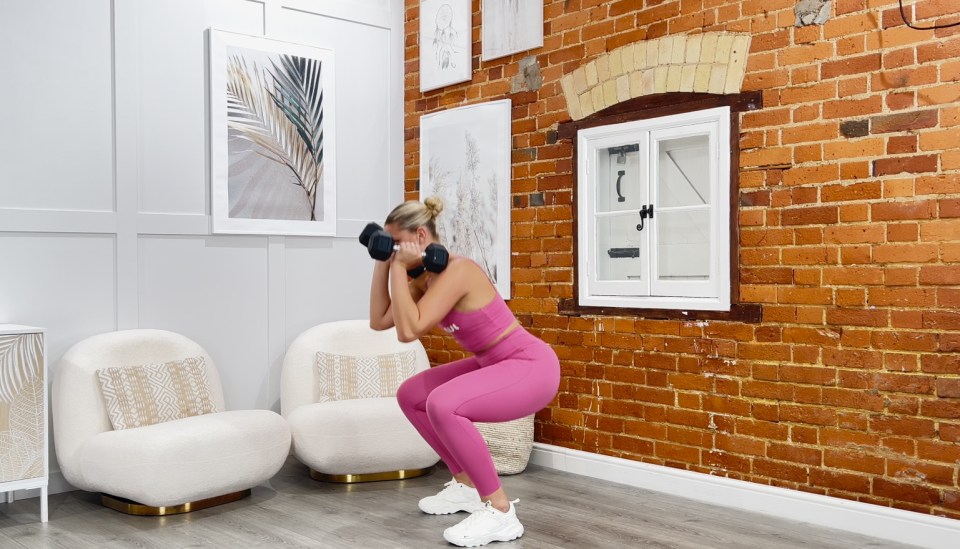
[404,0,960,518]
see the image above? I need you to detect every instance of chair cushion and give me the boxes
[96,357,218,430]
[315,350,416,402]
[287,398,438,475]
[79,409,291,507]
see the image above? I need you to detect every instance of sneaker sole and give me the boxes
[419,503,485,515]
[443,524,524,547]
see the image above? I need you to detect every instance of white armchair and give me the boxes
[281,319,439,482]
[52,329,291,515]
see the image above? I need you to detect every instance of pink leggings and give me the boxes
[396,328,560,497]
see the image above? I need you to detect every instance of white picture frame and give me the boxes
[420,100,512,298]
[208,29,337,236]
[481,0,544,61]
[420,0,473,92]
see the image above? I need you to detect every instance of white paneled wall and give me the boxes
[0,0,405,493]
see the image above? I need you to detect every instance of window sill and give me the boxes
[557,298,762,323]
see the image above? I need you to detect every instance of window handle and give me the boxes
[615,170,626,202]
[636,204,654,231]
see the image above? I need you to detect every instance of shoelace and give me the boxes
[438,479,462,495]
[475,499,521,518]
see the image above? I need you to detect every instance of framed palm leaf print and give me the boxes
[208,30,337,236]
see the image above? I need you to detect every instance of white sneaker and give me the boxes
[442,500,524,547]
[418,479,484,515]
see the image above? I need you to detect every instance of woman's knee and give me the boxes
[425,391,460,424]
[396,377,425,410]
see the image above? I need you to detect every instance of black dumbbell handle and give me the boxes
[387,243,431,258]
[366,227,448,272]
[387,243,449,273]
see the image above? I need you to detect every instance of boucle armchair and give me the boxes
[281,319,438,482]
[52,329,291,515]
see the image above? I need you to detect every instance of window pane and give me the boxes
[657,209,710,280]
[595,144,640,213]
[658,135,709,208]
[596,214,644,281]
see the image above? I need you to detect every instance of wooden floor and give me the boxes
[1,458,919,548]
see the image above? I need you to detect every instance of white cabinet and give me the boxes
[0,325,47,522]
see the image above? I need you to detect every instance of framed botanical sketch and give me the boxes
[419,100,512,298]
[481,0,543,61]
[420,0,472,92]
[208,29,337,236]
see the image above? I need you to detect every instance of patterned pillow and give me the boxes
[315,350,417,403]
[96,357,218,430]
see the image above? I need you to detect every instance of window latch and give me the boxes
[636,204,654,231]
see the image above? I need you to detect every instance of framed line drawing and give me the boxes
[420,0,472,92]
[481,0,543,61]
[209,29,337,236]
[420,100,512,298]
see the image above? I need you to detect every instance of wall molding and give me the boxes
[0,209,118,234]
[530,443,960,549]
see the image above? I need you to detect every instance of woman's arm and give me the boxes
[369,260,394,330]
[389,250,468,342]
[370,258,427,331]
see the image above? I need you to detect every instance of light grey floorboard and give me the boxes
[0,458,924,548]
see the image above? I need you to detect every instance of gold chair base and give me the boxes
[100,489,251,516]
[310,466,433,483]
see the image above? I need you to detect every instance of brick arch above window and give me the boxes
[559,32,752,121]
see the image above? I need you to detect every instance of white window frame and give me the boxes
[577,106,731,311]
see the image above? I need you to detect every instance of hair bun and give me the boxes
[424,196,444,219]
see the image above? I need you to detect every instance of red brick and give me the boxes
[782,206,839,226]
[822,53,882,79]
[824,448,885,475]
[873,155,939,176]
[753,458,809,483]
[870,415,937,437]
[887,135,917,154]
[920,266,960,285]
[885,92,915,111]
[810,469,870,494]
[936,379,960,398]
[873,478,942,505]
[921,400,960,419]
[870,110,939,134]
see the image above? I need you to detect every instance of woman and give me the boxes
[369,197,560,547]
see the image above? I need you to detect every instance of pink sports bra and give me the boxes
[438,294,517,353]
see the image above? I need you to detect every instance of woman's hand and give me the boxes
[393,240,423,269]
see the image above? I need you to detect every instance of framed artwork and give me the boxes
[481,0,543,61]
[208,29,337,236]
[419,100,512,298]
[420,0,472,92]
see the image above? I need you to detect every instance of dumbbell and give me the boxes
[359,222,383,248]
[358,222,449,273]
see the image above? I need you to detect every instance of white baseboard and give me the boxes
[530,443,959,549]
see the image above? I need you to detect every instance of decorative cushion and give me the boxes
[315,350,417,403]
[96,357,218,430]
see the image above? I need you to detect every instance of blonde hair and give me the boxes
[385,196,444,238]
